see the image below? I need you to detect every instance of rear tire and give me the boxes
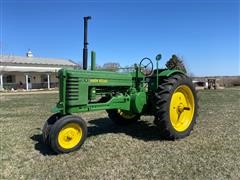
[49,115,87,154]
[154,74,198,139]
[107,109,140,125]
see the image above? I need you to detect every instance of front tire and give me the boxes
[154,74,198,139]
[49,115,87,154]
[42,113,61,145]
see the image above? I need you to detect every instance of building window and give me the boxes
[41,74,48,83]
[3,75,16,83]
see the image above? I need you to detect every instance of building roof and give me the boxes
[0,55,78,66]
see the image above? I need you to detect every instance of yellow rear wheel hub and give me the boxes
[169,85,195,132]
[58,123,82,149]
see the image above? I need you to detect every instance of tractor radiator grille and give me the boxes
[66,77,79,100]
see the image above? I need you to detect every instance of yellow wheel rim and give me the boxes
[58,123,82,149]
[169,85,195,132]
[117,109,136,119]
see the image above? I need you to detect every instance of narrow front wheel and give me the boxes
[49,115,87,154]
[42,113,61,145]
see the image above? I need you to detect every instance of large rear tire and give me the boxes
[154,74,198,139]
[49,115,87,154]
[107,109,140,125]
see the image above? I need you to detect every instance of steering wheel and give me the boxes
[139,57,153,76]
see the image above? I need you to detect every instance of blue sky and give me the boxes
[1,0,239,76]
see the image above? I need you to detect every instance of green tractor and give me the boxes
[42,16,198,154]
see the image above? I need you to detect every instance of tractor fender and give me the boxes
[158,69,185,77]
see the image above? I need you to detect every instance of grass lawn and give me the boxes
[1,89,240,179]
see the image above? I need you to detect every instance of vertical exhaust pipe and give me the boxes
[83,16,91,70]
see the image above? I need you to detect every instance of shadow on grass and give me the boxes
[31,117,164,155]
[88,118,164,141]
[30,134,57,156]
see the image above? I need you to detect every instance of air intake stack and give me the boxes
[83,16,91,70]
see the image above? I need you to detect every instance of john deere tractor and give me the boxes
[42,16,198,154]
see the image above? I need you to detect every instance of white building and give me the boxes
[0,51,78,91]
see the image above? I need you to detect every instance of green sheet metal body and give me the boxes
[52,67,184,116]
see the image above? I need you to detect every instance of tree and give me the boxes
[121,65,135,73]
[166,54,187,73]
[102,62,120,72]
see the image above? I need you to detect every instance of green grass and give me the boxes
[1,89,240,179]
